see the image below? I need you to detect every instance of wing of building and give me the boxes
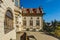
[17,7,44,32]
[0,0,21,40]
[16,7,45,40]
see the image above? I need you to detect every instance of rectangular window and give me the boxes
[30,20,33,26]
[15,0,18,7]
[36,20,40,26]
[23,20,26,26]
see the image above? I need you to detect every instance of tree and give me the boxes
[51,20,57,32]
[43,20,51,32]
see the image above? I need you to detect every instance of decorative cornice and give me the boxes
[22,13,44,16]
[21,8,45,16]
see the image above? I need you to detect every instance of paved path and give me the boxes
[26,31,59,40]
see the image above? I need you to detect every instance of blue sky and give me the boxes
[20,0,60,22]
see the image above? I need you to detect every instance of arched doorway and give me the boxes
[4,10,14,34]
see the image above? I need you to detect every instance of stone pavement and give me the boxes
[26,31,59,40]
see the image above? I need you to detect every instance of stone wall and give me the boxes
[0,0,16,40]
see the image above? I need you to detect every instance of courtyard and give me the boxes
[26,31,59,40]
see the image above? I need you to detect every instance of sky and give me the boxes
[20,0,60,22]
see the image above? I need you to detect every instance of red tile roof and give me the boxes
[21,8,44,16]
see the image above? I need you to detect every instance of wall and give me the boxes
[0,0,16,40]
[22,16,43,31]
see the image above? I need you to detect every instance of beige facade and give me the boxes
[0,0,21,40]
[17,8,44,32]
[15,8,44,40]
[0,0,44,40]
[22,16,43,31]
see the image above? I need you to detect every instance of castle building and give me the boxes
[0,0,20,40]
[16,7,44,40]
[0,0,44,40]
[19,8,44,31]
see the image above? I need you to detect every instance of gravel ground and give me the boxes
[26,31,59,40]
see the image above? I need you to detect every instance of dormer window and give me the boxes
[30,9,33,13]
[33,9,36,13]
[26,9,30,13]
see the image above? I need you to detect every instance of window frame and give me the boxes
[15,0,19,7]
[30,20,33,26]
[36,20,40,26]
[4,10,14,34]
[23,20,26,26]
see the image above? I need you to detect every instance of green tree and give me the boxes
[51,20,57,32]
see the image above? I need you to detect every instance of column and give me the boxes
[40,16,43,30]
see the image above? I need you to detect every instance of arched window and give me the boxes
[4,10,14,34]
